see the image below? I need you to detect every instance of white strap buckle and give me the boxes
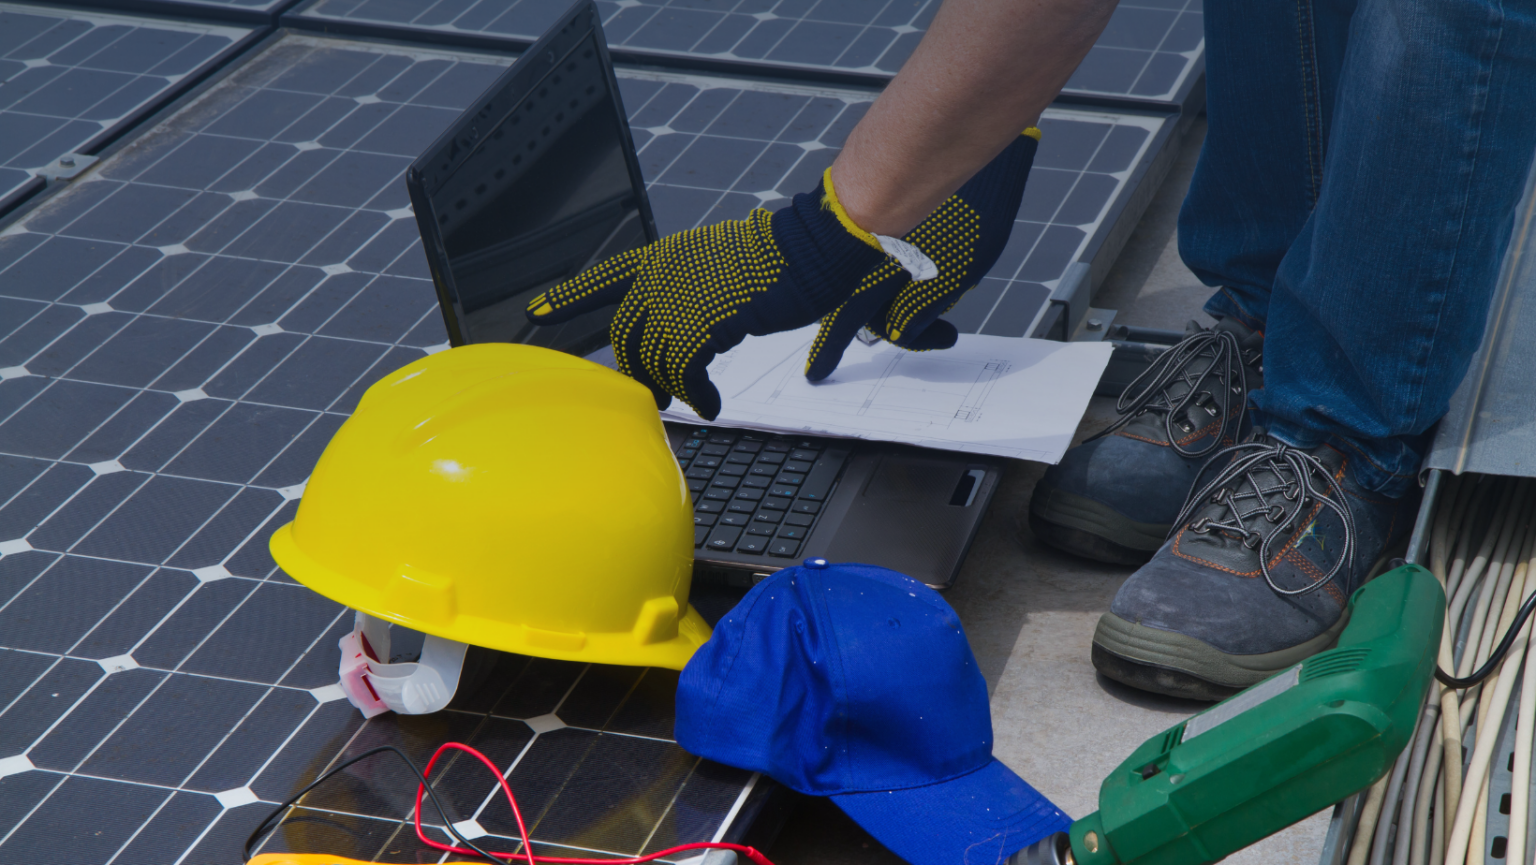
[337,611,468,718]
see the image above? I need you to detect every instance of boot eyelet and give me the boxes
[1266,504,1286,523]
[1242,533,1262,550]
[1190,518,1210,533]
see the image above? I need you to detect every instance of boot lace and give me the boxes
[1092,328,1251,457]
[1173,440,1356,597]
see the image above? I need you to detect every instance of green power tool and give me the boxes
[1013,564,1445,865]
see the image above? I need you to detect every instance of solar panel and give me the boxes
[0,23,1178,864]
[0,3,259,216]
[285,0,1204,105]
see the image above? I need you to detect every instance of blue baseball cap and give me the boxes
[676,559,1069,865]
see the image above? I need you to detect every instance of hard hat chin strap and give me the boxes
[338,611,468,718]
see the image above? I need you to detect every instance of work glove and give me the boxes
[527,173,922,420]
[803,127,1042,382]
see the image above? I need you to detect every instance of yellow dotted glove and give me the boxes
[805,128,1042,381]
[528,176,888,419]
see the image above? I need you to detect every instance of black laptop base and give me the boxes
[670,424,1001,591]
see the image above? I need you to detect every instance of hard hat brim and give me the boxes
[270,522,710,671]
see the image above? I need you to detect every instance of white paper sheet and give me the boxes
[657,325,1113,463]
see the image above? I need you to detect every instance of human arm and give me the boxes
[528,0,1119,418]
[832,0,1119,238]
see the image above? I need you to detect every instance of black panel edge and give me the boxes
[0,176,47,223]
[39,0,306,27]
[279,0,1209,116]
[717,777,798,852]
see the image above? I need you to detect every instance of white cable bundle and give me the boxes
[1347,475,1536,865]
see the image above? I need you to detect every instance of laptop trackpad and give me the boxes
[863,458,966,503]
[819,454,994,588]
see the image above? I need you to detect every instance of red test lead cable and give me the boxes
[412,742,775,865]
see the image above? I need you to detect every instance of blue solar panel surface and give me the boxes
[290,0,1203,102]
[140,0,290,10]
[0,30,1170,859]
[0,3,255,214]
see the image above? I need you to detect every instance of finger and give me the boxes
[880,199,977,343]
[804,261,905,382]
[634,358,673,412]
[527,247,643,325]
[679,347,724,422]
[892,317,959,352]
[885,270,970,342]
[669,311,756,421]
[609,291,672,411]
[803,301,868,383]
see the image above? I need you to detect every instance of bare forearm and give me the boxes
[830,0,1118,237]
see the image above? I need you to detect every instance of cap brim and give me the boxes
[830,759,1071,865]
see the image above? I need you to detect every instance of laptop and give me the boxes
[404,0,1001,590]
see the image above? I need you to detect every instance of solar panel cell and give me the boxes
[111,791,224,864]
[26,473,150,555]
[68,568,192,658]
[83,674,267,785]
[3,775,166,863]
[67,390,182,465]
[0,463,77,537]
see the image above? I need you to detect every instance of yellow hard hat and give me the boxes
[270,342,709,676]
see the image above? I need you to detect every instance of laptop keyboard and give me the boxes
[675,428,851,560]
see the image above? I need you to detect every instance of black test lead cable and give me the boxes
[1436,589,1536,689]
[243,745,504,864]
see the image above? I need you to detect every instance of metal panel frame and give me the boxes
[40,0,305,27]
[278,0,1208,115]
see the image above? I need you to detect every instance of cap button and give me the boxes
[803,558,828,569]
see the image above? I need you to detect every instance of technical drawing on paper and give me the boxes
[728,338,1011,431]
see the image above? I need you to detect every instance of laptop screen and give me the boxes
[408,4,655,355]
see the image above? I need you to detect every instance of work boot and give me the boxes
[1028,319,1263,564]
[1092,434,1416,701]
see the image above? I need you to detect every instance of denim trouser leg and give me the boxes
[1180,0,1356,331]
[1181,0,1536,496]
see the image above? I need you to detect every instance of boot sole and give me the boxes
[1091,611,1351,702]
[1029,487,1169,565]
[1089,545,1404,701]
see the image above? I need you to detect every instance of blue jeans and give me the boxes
[1179,0,1536,496]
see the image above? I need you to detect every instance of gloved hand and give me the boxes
[527,173,900,420]
[804,128,1041,382]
